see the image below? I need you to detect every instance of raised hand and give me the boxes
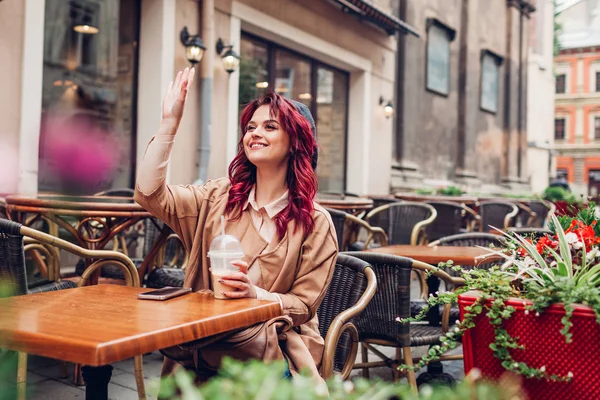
[161,67,195,128]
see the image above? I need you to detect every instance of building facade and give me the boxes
[1,0,546,197]
[391,0,536,194]
[1,0,411,196]
[553,0,600,196]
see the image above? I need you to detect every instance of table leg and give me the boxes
[81,365,113,400]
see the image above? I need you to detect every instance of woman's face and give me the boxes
[243,105,291,169]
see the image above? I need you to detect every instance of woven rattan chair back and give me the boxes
[366,202,437,245]
[325,208,347,250]
[0,219,28,296]
[341,252,413,347]
[317,253,373,374]
[424,201,480,241]
[528,200,556,228]
[478,201,519,232]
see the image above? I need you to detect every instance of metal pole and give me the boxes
[197,0,214,184]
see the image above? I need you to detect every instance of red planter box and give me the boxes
[459,292,600,399]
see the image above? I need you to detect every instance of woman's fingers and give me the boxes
[222,290,248,299]
[220,271,248,282]
[173,70,183,90]
[231,260,249,274]
[218,279,246,290]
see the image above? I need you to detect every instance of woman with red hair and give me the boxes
[135,67,338,382]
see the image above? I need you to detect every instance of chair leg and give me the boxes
[402,347,417,391]
[59,361,69,379]
[17,352,27,400]
[361,343,369,378]
[134,355,146,400]
[392,348,402,382]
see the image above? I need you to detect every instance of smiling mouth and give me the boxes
[250,143,268,149]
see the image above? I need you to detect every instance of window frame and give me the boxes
[555,117,566,141]
[594,115,600,140]
[425,18,456,97]
[479,49,503,114]
[555,74,566,94]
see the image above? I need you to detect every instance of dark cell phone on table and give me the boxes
[137,287,192,301]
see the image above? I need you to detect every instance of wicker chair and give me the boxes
[326,208,388,251]
[0,218,144,400]
[527,200,556,228]
[365,202,437,245]
[415,232,507,319]
[344,252,464,388]
[424,201,481,242]
[318,253,377,379]
[478,201,519,232]
[514,202,537,228]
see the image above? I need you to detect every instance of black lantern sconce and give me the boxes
[216,38,240,74]
[379,96,394,119]
[180,26,206,65]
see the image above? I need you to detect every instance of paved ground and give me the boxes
[17,344,464,399]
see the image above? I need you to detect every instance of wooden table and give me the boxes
[0,285,282,399]
[365,244,495,266]
[4,194,168,283]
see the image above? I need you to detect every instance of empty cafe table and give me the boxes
[365,244,496,266]
[0,285,282,400]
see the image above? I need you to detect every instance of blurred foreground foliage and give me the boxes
[153,357,518,400]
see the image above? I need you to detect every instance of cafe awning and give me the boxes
[330,0,420,37]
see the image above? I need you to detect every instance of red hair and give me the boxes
[225,92,318,239]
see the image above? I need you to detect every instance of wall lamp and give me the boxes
[180,26,206,65]
[380,96,394,119]
[216,38,240,74]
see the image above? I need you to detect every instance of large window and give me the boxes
[596,71,600,92]
[555,118,566,140]
[555,74,566,94]
[595,116,600,140]
[39,0,140,193]
[239,34,349,192]
[480,50,502,113]
[425,19,455,96]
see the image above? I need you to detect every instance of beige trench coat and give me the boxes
[134,134,338,380]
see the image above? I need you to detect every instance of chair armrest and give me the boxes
[345,214,388,249]
[321,266,377,379]
[20,225,139,288]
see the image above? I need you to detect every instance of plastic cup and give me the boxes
[207,233,244,300]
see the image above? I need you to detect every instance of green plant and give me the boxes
[401,205,600,383]
[154,357,515,400]
[542,186,569,201]
[415,188,435,195]
[437,186,463,196]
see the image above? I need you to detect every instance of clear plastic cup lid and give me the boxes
[207,234,244,258]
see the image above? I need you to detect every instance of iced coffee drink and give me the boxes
[207,219,244,300]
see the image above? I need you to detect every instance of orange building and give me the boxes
[553,0,600,196]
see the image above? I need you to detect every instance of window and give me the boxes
[480,50,503,113]
[595,116,600,140]
[556,74,566,94]
[39,0,141,193]
[239,34,350,192]
[555,118,566,140]
[556,169,568,181]
[425,19,455,96]
[596,71,600,92]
